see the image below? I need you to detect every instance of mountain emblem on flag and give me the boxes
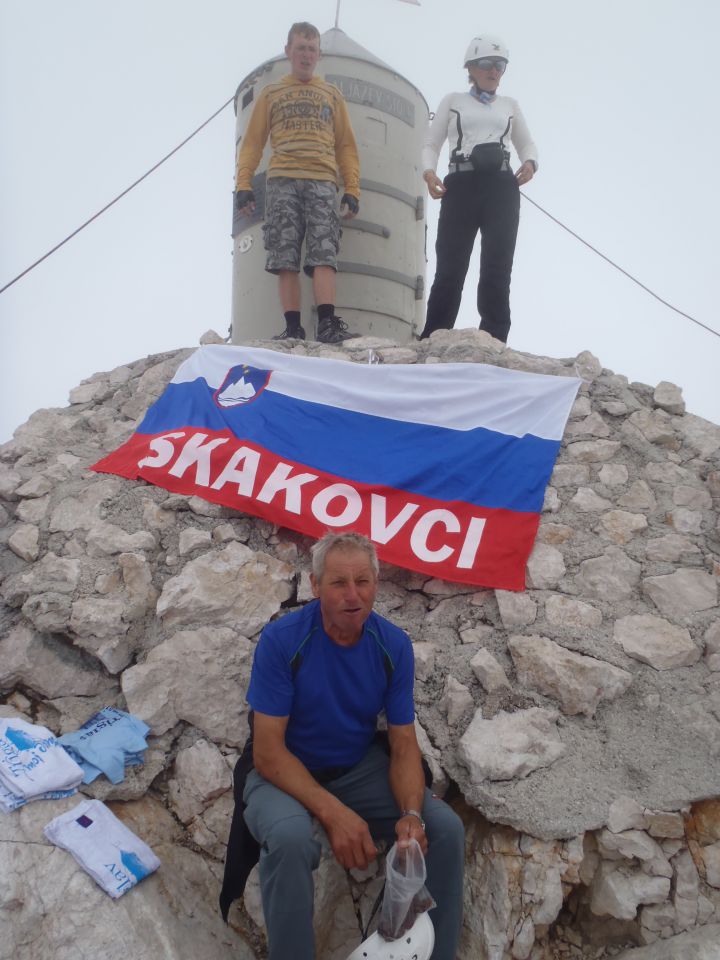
[213,363,271,408]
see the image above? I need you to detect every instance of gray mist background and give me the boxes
[2,0,718,443]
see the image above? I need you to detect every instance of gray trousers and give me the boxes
[243,743,465,960]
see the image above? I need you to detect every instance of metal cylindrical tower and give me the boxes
[231,28,429,342]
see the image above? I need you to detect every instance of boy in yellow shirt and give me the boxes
[235,22,360,343]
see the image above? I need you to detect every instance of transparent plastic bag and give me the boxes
[377,839,436,941]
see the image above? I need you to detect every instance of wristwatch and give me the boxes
[401,808,426,831]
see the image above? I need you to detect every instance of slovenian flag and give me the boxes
[92,345,580,589]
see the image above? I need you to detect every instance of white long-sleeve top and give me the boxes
[422,90,538,174]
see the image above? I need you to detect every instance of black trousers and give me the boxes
[421,169,520,343]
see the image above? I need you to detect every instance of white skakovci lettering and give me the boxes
[168,433,229,487]
[370,494,420,544]
[311,484,362,526]
[457,517,486,569]
[135,432,489,571]
[138,432,187,469]
[409,509,461,562]
[210,446,260,496]
[257,463,319,514]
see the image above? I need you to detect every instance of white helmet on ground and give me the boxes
[345,912,435,960]
[464,35,509,67]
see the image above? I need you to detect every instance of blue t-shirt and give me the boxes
[247,600,415,769]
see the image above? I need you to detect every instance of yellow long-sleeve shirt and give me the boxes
[235,74,360,197]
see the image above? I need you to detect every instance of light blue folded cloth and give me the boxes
[59,708,150,785]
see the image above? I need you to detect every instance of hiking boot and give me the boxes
[316,315,358,343]
[272,325,306,341]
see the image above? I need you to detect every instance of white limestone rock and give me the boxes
[705,621,720,672]
[536,522,574,545]
[0,624,115,699]
[640,901,677,934]
[614,614,700,669]
[599,463,629,486]
[590,861,671,920]
[642,569,717,618]
[570,487,613,511]
[645,811,685,839]
[597,829,664,862]
[618,479,657,512]
[570,395,592,418]
[701,841,720,888]
[544,595,602,631]
[551,464,591,487]
[598,510,648,545]
[526,543,566,589]
[69,380,110,404]
[412,641,436,681]
[566,440,621,463]
[667,507,703,535]
[188,791,234,859]
[8,523,39,562]
[542,486,560,513]
[673,484,712,510]
[20,592,72,634]
[168,739,232,824]
[85,521,157,557]
[615,924,720,958]
[470,648,511,693]
[676,412,720,459]
[47,478,121,532]
[0,463,22,499]
[0,794,254,960]
[645,534,700,562]
[653,381,685,416]
[565,412,611,438]
[460,623,495,644]
[2,552,80,607]
[576,548,641,600]
[495,590,537,627]
[508,635,632,717]
[608,797,647,833]
[574,351,602,381]
[15,475,52,498]
[156,540,293,634]
[122,626,254,746]
[178,527,213,555]
[457,707,566,782]
[628,408,677,446]
[68,597,131,673]
[199,328,226,345]
[119,552,159,620]
[15,494,50,524]
[441,676,474,725]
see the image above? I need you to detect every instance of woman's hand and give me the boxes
[423,169,446,199]
[515,161,536,186]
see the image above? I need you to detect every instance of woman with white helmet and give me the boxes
[419,35,538,343]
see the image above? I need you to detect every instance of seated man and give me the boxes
[242,531,465,960]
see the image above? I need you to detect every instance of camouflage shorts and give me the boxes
[263,177,340,275]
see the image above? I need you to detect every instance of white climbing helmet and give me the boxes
[463,35,509,67]
[345,912,435,960]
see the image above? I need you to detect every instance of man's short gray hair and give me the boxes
[310,532,379,580]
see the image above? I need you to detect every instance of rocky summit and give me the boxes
[1,327,719,960]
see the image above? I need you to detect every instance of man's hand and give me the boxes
[321,802,378,870]
[515,161,536,186]
[340,193,359,219]
[396,813,428,855]
[423,170,446,199]
[235,189,256,215]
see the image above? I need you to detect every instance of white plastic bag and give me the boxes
[378,839,436,941]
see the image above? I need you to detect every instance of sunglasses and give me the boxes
[471,58,507,73]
